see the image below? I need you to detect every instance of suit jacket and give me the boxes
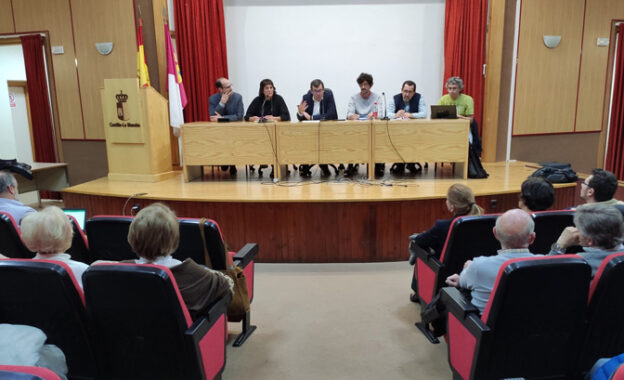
[209,92,244,121]
[296,89,338,121]
[413,219,453,258]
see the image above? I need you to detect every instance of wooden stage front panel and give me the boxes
[62,161,577,263]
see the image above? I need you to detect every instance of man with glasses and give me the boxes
[387,80,427,174]
[0,171,35,226]
[580,169,624,206]
[296,79,338,176]
[209,77,244,175]
[209,77,244,122]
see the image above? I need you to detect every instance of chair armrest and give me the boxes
[233,243,258,268]
[441,287,489,337]
[186,292,232,340]
[412,243,437,263]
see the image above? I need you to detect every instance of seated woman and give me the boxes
[244,78,290,122]
[20,206,88,288]
[409,184,483,300]
[126,203,233,319]
[244,79,291,176]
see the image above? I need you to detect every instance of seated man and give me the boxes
[387,80,427,174]
[579,169,624,207]
[438,76,482,157]
[445,209,536,313]
[0,171,35,226]
[209,77,244,175]
[549,203,624,277]
[346,72,384,176]
[296,79,338,176]
[518,177,555,212]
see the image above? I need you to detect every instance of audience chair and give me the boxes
[413,214,500,307]
[0,366,62,380]
[83,263,230,380]
[177,218,258,346]
[0,259,96,380]
[0,212,34,258]
[578,252,624,375]
[530,210,575,254]
[66,215,90,264]
[414,214,501,343]
[85,215,134,262]
[440,255,591,380]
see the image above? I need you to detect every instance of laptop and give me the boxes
[430,105,458,119]
[63,208,87,231]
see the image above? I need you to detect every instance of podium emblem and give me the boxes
[116,90,130,121]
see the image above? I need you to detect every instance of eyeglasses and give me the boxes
[582,181,591,187]
[311,89,324,94]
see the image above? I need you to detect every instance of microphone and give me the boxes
[259,98,266,121]
[122,192,148,216]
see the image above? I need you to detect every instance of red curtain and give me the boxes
[443,0,488,130]
[174,0,228,122]
[606,25,624,180]
[20,34,59,199]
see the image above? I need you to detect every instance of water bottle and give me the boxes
[372,102,378,119]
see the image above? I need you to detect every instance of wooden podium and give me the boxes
[101,79,175,182]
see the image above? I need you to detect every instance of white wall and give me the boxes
[0,44,26,158]
[223,0,446,119]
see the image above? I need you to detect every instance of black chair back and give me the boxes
[475,256,590,379]
[530,210,575,253]
[579,252,624,372]
[439,214,500,283]
[83,264,205,380]
[66,215,90,263]
[85,216,134,262]
[0,260,96,379]
[175,218,227,269]
[0,212,34,258]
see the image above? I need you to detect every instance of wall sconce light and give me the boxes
[543,35,561,49]
[95,42,114,55]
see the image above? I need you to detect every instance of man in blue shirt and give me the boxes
[0,171,35,227]
[209,77,244,175]
[445,209,536,313]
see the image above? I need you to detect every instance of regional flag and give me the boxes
[165,22,187,128]
[137,17,150,88]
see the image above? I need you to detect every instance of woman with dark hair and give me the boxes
[244,79,291,122]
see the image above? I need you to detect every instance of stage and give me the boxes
[62,161,577,262]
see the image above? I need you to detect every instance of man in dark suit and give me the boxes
[296,79,337,121]
[296,79,338,176]
[209,77,244,174]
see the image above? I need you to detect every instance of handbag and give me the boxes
[198,218,250,322]
[467,144,489,179]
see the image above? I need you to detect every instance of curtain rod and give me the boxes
[0,32,46,39]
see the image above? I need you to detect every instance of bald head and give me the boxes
[494,209,536,249]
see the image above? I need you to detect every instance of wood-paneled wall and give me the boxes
[513,0,585,135]
[0,0,166,141]
[483,0,624,170]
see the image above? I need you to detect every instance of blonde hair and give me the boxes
[128,203,179,261]
[447,183,483,216]
[21,206,73,254]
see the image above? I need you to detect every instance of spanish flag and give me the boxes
[137,17,150,88]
